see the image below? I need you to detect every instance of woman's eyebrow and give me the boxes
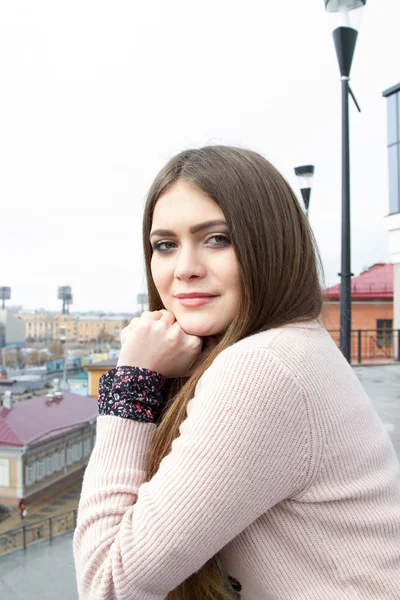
[150,219,228,238]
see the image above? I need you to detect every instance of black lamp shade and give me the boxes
[294,165,315,212]
[333,27,358,77]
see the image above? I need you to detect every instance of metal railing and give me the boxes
[328,329,399,364]
[0,509,77,557]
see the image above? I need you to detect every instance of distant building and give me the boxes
[18,312,59,342]
[383,83,400,331]
[19,313,130,344]
[0,390,97,508]
[68,371,89,396]
[322,263,393,361]
[0,310,25,349]
[85,360,116,397]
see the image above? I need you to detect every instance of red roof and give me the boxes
[324,263,393,301]
[0,392,98,447]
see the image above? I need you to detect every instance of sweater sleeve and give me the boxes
[73,346,314,600]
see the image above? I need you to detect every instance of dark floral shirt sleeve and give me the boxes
[97,366,166,424]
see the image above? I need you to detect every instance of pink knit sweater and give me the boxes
[73,321,400,599]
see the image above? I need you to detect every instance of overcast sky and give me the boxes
[0,1,398,313]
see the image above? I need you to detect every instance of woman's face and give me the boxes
[150,179,241,337]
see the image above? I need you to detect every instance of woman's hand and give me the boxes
[117,310,202,378]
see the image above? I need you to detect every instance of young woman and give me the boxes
[73,146,400,600]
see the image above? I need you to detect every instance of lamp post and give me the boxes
[324,0,366,363]
[60,322,68,390]
[294,165,315,218]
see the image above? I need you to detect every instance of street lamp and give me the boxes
[294,165,315,218]
[60,322,68,391]
[324,0,366,363]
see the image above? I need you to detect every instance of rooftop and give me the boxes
[85,360,116,370]
[0,392,97,447]
[382,82,400,97]
[324,263,393,301]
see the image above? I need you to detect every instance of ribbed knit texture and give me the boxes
[73,321,400,599]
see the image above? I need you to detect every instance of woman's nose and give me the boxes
[174,247,206,281]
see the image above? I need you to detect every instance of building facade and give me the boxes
[19,313,130,344]
[383,83,400,330]
[19,312,59,342]
[0,391,97,507]
[322,263,393,362]
[0,310,26,349]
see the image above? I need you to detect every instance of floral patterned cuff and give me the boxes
[98,366,166,424]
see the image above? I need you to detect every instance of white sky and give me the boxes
[0,0,398,313]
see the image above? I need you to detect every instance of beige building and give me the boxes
[19,313,59,342]
[0,390,97,507]
[19,313,130,344]
[75,317,127,344]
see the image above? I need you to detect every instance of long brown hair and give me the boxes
[142,146,323,599]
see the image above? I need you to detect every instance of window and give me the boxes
[74,441,83,462]
[52,451,59,472]
[58,449,65,469]
[83,438,91,457]
[25,463,35,487]
[67,447,73,466]
[377,320,393,347]
[398,93,400,142]
[386,91,400,215]
[0,459,10,487]
[388,144,399,214]
[387,93,398,145]
[47,455,54,476]
[37,459,46,481]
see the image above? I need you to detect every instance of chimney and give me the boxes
[3,390,12,409]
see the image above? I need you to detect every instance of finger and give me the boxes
[140,310,163,322]
[120,327,129,345]
[169,321,183,335]
[186,334,203,349]
[159,310,176,326]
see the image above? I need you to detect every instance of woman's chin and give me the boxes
[176,315,221,338]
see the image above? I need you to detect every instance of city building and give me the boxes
[74,316,126,344]
[85,360,116,397]
[383,83,400,330]
[322,263,393,362]
[0,390,97,508]
[18,312,59,343]
[19,312,130,344]
[0,310,25,349]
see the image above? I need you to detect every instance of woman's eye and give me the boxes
[206,234,231,247]
[153,241,176,252]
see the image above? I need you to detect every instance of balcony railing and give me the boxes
[328,329,398,364]
[0,509,77,558]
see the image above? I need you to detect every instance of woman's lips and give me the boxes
[176,295,217,307]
